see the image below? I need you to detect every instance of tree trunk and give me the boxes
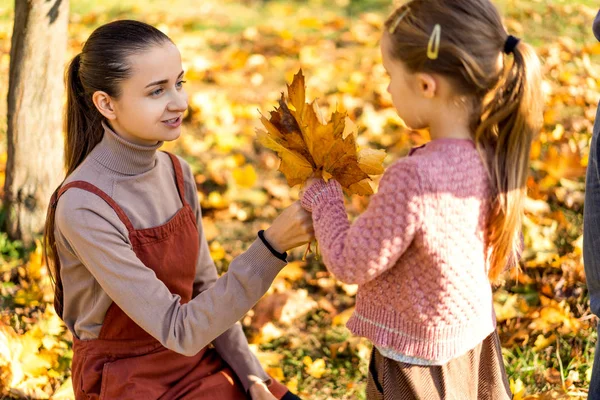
[5,0,68,246]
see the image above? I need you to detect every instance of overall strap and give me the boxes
[54,181,136,232]
[164,152,187,205]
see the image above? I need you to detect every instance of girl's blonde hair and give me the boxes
[385,0,543,281]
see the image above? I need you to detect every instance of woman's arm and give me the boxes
[55,189,310,357]
[185,169,272,392]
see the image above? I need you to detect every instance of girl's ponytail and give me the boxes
[474,40,543,280]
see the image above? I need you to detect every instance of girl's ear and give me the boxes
[92,91,117,120]
[415,73,437,99]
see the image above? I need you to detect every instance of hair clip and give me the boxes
[388,7,410,34]
[427,24,441,60]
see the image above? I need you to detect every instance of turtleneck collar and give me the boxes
[91,122,164,175]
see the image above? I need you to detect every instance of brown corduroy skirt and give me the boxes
[366,331,512,400]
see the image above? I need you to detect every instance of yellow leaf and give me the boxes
[256,322,284,343]
[14,287,41,307]
[303,356,327,378]
[528,297,581,334]
[28,241,44,280]
[299,105,342,169]
[249,345,285,367]
[302,356,312,367]
[333,307,355,326]
[51,379,74,400]
[358,148,386,175]
[232,165,258,188]
[287,70,306,116]
[209,242,226,261]
[42,307,65,337]
[257,130,313,187]
[494,293,524,322]
[533,334,556,351]
[510,378,526,400]
[286,377,299,394]
[277,261,305,282]
[258,69,385,194]
[299,17,323,29]
[18,329,55,376]
[266,367,285,382]
[204,192,229,210]
[312,101,326,125]
[551,124,564,141]
[41,336,60,351]
[342,116,356,139]
[347,179,374,196]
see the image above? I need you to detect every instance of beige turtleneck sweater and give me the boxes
[54,123,285,391]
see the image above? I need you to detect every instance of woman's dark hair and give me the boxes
[44,20,172,317]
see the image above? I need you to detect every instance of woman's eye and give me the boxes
[151,88,164,96]
[176,80,187,89]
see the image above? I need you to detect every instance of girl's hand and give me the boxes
[264,201,314,253]
[299,177,324,204]
[249,381,277,400]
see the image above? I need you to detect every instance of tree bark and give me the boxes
[5,0,68,246]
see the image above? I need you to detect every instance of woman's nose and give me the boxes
[168,90,188,112]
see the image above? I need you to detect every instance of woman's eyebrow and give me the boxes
[145,71,185,88]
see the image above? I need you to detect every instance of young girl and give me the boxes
[44,20,311,400]
[301,0,542,398]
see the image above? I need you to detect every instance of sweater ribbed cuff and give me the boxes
[301,179,344,212]
[258,230,287,261]
[239,239,288,284]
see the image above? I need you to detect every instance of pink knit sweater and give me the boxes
[301,139,497,361]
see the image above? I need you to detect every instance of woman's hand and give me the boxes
[264,201,314,253]
[249,381,277,400]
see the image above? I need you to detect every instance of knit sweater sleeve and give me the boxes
[181,160,271,392]
[301,160,422,285]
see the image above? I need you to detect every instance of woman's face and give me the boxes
[97,41,189,145]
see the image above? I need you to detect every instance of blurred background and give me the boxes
[0,0,599,398]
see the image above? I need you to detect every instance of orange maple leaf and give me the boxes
[257,69,385,195]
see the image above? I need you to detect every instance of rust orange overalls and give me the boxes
[54,152,289,399]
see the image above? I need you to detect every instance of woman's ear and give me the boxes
[416,73,437,99]
[92,91,117,120]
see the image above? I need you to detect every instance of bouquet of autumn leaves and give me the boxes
[257,70,386,196]
[257,70,386,258]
